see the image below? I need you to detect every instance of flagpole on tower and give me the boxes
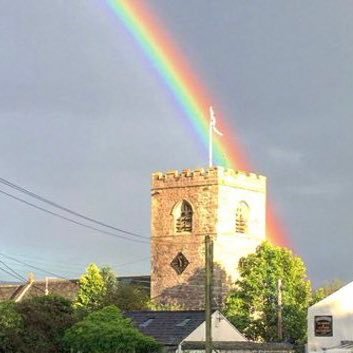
[209,107,213,168]
[209,106,223,168]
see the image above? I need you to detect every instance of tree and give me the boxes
[75,264,117,311]
[101,266,118,292]
[4,295,76,353]
[0,301,23,353]
[104,283,149,311]
[76,264,150,311]
[63,305,161,353]
[147,299,185,311]
[225,242,312,343]
[312,279,345,304]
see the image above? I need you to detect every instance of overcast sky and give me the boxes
[0,0,352,286]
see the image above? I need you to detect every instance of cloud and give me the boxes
[286,181,343,197]
[267,146,303,166]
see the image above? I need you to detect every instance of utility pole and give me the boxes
[205,235,213,353]
[277,278,283,341]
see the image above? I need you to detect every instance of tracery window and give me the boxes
[175,200,193,233]
[236,201,250,234]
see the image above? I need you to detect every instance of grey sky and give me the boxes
[0,0,352,286]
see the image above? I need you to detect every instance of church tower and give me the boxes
[151,166,266,309]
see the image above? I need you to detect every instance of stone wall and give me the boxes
[151,166,266,309]
[181,341,294,353]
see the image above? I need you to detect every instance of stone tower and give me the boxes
[151,166,266,309]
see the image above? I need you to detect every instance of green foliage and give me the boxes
[101,266,119,293]
[0,296,76,353]
[75,264,117,311]
[0,301,22,330]
[312,279,345,304]
[0,301,23,353]
[75,264,149,312]
[225,242,312,343]
[63,305,161,353]
[147,299,185,311]
[104,283,149,311]
[15,295,76,353]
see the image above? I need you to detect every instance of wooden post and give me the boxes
[205,235,213,353]
[277,278,283,341]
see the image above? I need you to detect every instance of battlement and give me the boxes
[153,166,216,181]
[152,166,266,191]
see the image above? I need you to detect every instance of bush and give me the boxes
[63,305,161,353]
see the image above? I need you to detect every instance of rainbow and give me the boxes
[106,0,289,247]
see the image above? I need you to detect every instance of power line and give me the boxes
[0,256,151,296]
[0,265,24,283]
[2,253,150,274]
[0,260,27,282]
[0,177,148,241]
[0,254,222,301]
[0,253,70,281]
[0,260,48,295]
[0,189,149,244]
[0,253,225,288]
[0,253,151,282]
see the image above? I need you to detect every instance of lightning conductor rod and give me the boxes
[209,106,214,168]
[209,106,223,168]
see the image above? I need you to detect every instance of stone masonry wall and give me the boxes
[151,168,219,309]
[151,167,266,309]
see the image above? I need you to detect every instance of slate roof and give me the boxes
[0,279,80,301]
[125,310,211,347]
[0,275,150,302]
[119,275,151,290]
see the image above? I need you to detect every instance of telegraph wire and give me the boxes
[0,265,45,296]
[0,255,227,300]
[0,253,70,281]
[0,260,48,295]
[0,254,150,291]
[0,265,24,283]
[1,252,96,272]
[0,263,25,282]
[0,259,27,282]
[0,253,151,283]
[0,177,148,241]
[4,255,93,273]
[3,253,150,274]
[0,177,249,243]
[0,189,149,245]
[0,254,222,297]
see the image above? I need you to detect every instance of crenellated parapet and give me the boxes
[152,166,266,192]
[220,168,266,193]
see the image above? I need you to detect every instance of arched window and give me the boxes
[174,200,193,233]
[236,201,250,234]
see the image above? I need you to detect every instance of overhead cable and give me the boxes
[0,265,24,283]
[0,177,148,240]
[0,259,27,282]
[0,189,149,244]
[0,253,70,281]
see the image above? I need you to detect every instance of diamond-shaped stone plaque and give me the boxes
[170,252,189,275]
